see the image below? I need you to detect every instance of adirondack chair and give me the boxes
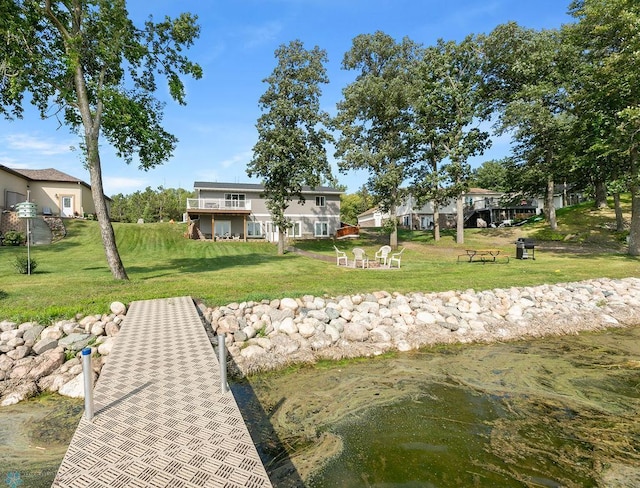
[334,245,348,266]
[389,247,405,268]
[352,247,369,268]
[375,245,392,267]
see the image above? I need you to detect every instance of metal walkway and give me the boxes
[52,296,272,488]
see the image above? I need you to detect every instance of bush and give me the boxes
[14,255,38,274]
[3,230,25,246]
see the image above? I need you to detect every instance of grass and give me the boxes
[1,197,639,323]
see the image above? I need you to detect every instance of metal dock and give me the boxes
[53,296,272,488]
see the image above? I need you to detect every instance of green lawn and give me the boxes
[1,207,639,323]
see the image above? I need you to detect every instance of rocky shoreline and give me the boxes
[2,277,640,406]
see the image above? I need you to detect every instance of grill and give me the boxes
[516,238,536,260]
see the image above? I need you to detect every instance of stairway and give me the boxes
[30,217,53,245]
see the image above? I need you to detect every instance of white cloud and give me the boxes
[242,21,283,49]
[103,176,149,195]
[218,150,253,169]
[3,133,75,156]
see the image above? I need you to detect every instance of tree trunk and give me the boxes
[546,177,557,231]
[87,145,129,279]
[277,228,286,255]
[74,60,128,280]
[456,194,464,244]
[389,205,398,249]
[594,179,608,209]
[433,204,440,241]
[628,147,640,256]
[613,193,625,232]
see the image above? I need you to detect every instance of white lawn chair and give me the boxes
[352,247,369,269]
[334,245,348,266]
[375,245,392,267]
[389,247,404,268]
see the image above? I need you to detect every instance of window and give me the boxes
[315,196,325,207]
[314,222,329,237]
[214,221,231,237]
[287,222,302,238]
[247,221,262,237]
[224,193,246,208]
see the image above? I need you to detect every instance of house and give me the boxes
[359,188,543,229]
[185,182,343,242]
[0,164,102,217]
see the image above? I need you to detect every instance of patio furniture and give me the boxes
[334,245,348,266]
[352,247,369,269]
[389,247,404,268]
[375,245,392,267]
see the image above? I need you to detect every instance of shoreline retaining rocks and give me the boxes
[2,277,640,406]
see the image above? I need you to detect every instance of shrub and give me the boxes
[14,255,38,274]
[3,230,25,246]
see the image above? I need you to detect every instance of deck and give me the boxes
[52,296,272,488]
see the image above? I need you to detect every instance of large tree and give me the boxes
[247,40,334,255]
[410,36,490,244]
[0,0,202,279]
[568,0,640,254]
[335,31,419,249]
[484,23,574,231]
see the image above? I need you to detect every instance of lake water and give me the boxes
[3,326,640,487]
[235,326,640,487]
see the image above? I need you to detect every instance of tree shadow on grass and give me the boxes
[124,252,306,278]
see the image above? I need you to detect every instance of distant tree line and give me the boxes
[109,187,194,223]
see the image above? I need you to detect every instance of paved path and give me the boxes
[53,296,272,488]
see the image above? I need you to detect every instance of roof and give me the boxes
[0,164,112,200]
[194,181,343,195]
[10,167,85,184]
[357,207,380,218]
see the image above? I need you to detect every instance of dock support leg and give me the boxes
[82,347,94,422]
[218,334,228,393]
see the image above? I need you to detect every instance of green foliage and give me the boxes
[335,32,420,248]
[469,160,511,192]
[13,254,37,274]
[2,230,24,246]
[247,40,334,254]
[340,187,374,225]
[109,186,194,223]
[0,1,202,279]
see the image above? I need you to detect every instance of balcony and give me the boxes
[186,198,252,212]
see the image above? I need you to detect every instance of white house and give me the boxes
[185,182,343,242]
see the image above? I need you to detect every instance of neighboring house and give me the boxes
[185,182,343,242]
[0,164,104,217]
[358,188,543,229]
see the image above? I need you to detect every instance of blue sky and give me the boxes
[0,0,573,196]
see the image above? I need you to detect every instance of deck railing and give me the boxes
[186,198,252,211]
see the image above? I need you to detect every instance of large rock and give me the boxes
[6,345,30,360]
[343,322,369,342]
[240,344,267,359]
[110,301,127,315]
[278,317,298,335]
[33,337,59,355]
[97,337,116,356]
[1,381,39,406]
[22,325,45,345]
[104,322,120,337]
[58,372,95,399]
[58,333,92,351]
[280,297,299,311]
[28,349,65,380]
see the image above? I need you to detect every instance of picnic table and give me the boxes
[457,249,509,264]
